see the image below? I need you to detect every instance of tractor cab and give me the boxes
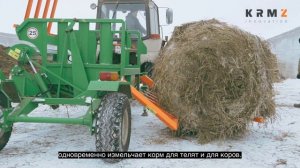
[91,0,173,71]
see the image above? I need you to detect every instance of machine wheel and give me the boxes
[0,92,12,151]
[95,92,131,163]
[141,61,154,77]
[297,58,300,79]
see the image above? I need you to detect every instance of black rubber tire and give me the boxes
[297,58,300,79]
[95,93,131,163]
[0,92,12,151]
[141,61,154,77]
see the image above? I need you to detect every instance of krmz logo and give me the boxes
[246,9,287,17]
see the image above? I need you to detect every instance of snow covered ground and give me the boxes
[1,79,300,168]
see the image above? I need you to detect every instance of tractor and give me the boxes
[91,0,173,76]
[0,0,177,163]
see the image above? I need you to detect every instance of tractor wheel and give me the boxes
[95,93,131,163]
[0,92,12,151]
[141,61,154,77]
[297,58,300,79]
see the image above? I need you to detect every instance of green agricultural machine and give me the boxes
[0,0,178,162]
[0,17,146,151]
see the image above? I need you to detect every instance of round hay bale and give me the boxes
[152,19,277,143]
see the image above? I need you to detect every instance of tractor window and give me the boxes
[149,2,160,35]
[100,3,147,37]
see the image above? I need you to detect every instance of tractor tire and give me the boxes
[141,61,154,77]
[95,93,131,163]
[0,92,12,151]
[297,58,300,79]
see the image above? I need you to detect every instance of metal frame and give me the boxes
[0,18,147,133]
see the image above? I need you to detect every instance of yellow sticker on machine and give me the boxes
[8,48,20,60]
[15,48,21,54]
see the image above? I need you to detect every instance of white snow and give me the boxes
[1,79,300,168]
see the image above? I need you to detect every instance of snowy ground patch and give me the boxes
[1,79,300,168]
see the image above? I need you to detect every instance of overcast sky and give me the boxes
[0,0,299,39]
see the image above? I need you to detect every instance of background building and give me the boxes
[0,32,19,46]
[268,27,300,79]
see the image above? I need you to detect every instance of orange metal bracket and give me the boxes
[43,0,51,18]
[140,75,154,89]
[34,0,42,18]
[47,0,58,33]
[24,0,34,20]
[23,0,58,34]
[137,75,178,130]
[253,117,265,123]
[131,86,178,131]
